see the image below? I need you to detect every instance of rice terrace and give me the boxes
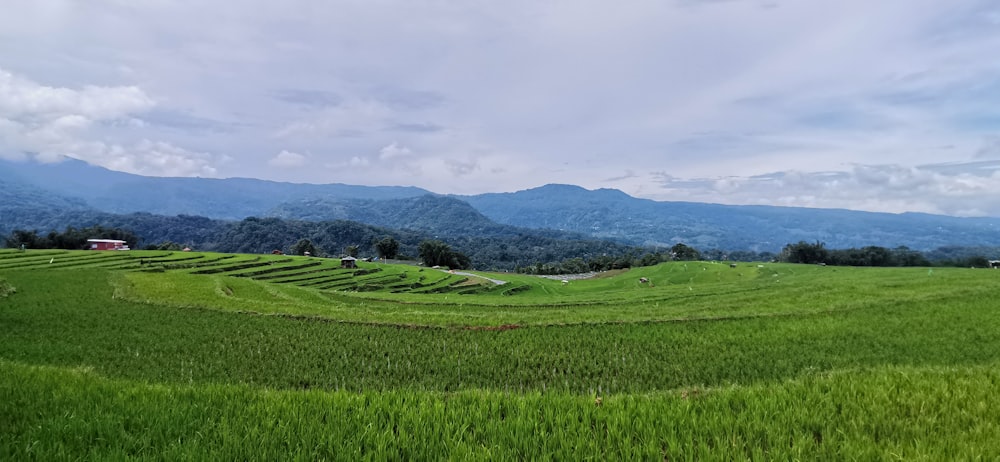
[2,248,1000,459]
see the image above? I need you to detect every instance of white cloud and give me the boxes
[4,1,1000,215]
[268,149,306,168]
[0,68,153,120]
[0,67,153,162]
[0,67,224,176]
[378,142,412,161]
[643,161,1000,216]
[104,139,221,177]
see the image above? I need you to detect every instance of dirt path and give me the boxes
[538,272,602,281]
[443,270,508,285]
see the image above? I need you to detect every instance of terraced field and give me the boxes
[2,248,1000,459]
[0,249,480,291]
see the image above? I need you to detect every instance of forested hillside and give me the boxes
[0,176,93,229]
[267,195,548,237]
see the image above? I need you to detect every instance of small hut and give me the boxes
[341,256,357,269]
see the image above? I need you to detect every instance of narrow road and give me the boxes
[442,270,508,285]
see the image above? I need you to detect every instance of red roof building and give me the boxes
[87,239,130,251]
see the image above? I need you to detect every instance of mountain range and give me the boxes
[2,157,999,252]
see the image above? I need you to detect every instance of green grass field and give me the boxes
[2,249,999,459]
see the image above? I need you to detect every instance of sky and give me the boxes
[2,0,1000,217]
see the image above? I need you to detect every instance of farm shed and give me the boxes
[340,256,357,269]
[990,260,1000,269]
[87,239,130,251]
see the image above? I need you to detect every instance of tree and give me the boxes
[892,246,930,267]
[419,240,451,267]
[374,236,400,260]
[418,239,471,269]
[966,256,991,268]
[344,245,359,258]
[4,230,40,249]
[670,243,701,261]
[451,251,472,270]
[144,241,184,251]
[638,253,661,267]
[780,241,829,264]
[291,238,317,256]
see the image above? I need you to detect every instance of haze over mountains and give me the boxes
[2,157,999,252]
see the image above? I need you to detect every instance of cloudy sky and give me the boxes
[2,0,1000,216]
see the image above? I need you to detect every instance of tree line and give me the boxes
[4,226,140,251]
[0,215,626,271]
[778,241,996,268]
[515,243,704,275]
[5,219,998,272]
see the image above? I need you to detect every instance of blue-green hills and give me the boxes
[2,157,999,257]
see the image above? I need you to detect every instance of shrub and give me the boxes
[0,278,15,298]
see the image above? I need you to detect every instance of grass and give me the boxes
[114,259,1000,327]
[2,249,1000,458]
[3,268,999,393]
[2,361,998,460]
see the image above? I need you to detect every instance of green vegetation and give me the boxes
[4,361,998,460]
[374,235,400,259]
[2,248,1000,458]
[290,238,317,256]
[3,211,638,271]
[778,240,996,268]
[8,212,1000,272]
[0,277,13,297]
[4,225,139,250]
[418,239,471,269]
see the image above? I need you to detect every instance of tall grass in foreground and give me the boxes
[2,361,997,460]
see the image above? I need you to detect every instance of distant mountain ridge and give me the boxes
[2,157,999,251]
[461,184,1000,251]
[267,195,566,238]
[0,158,428,219]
